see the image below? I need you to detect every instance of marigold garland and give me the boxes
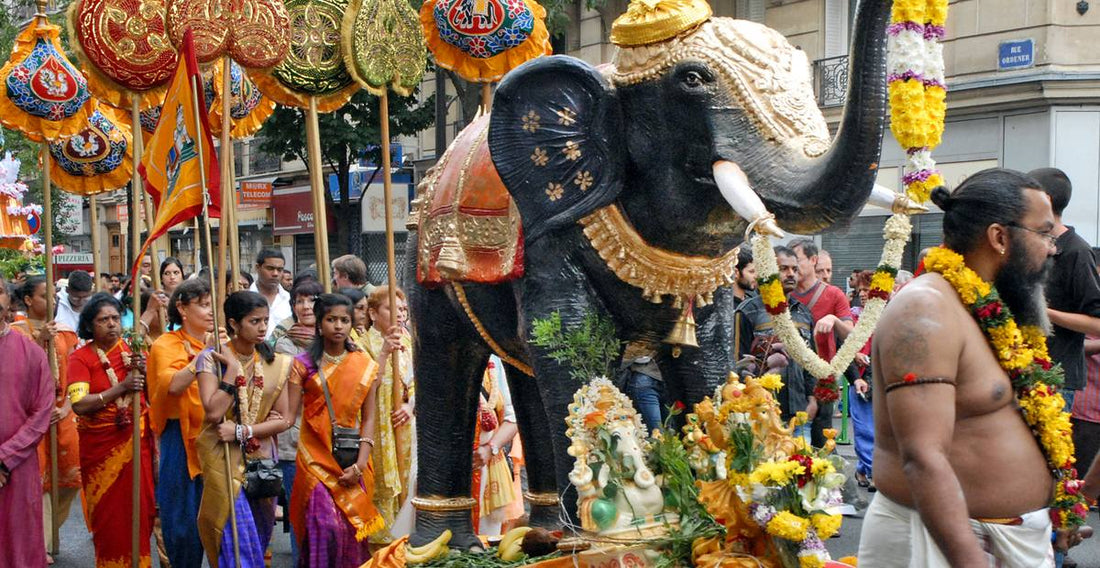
[923,246,1087,528]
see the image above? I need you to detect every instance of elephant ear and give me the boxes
[489,56,624,243]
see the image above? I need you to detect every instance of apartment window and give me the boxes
[249,144,282,174]
[735,0,763,23]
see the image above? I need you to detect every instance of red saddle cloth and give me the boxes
[415,113,525,286]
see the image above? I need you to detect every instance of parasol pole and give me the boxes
[128,98,144,568]
[378,92,402,402]
[480,83,491,113]
[216,60,231,323]
[41,145,60,557]
[227,140,240,292]
[89,194,101,291]
[306,97,331,292]
[220,60,240,293]
[193,217,201,273]
[141,184,162,293]
[191,71,240,568]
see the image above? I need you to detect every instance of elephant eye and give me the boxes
[682,70,707,89]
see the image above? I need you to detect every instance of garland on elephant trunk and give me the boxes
[748,0,948,400]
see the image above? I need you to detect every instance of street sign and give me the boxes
[27,211,40,235]
[998,39,1034,70]
[239,181,273,209]
[116,204,128,224]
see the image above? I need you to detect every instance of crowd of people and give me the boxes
[7,166,1100,567]
[0,249,526,567]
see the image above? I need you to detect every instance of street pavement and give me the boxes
[50,441,1100,567]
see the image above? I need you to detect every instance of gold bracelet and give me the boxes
[411,496,477,512]
[524,491,561,507]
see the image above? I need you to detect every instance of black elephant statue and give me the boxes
[403,0,896,549]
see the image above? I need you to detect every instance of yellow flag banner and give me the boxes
[132,29,220,278]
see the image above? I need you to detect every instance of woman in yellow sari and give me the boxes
[194,291,293,566]
[286,293,401,567]
[360,286,415,546]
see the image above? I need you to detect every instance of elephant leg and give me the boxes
[501,361,562,530]
[408,284,490,550]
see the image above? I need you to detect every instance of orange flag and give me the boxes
[132,29,220,278]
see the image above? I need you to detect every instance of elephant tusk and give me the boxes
[713,161,785,238]
[867,184,929,214]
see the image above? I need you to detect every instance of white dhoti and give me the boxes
[857,492,1054,568]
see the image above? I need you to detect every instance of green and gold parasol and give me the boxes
[249,0,359,112]
[341,0,425,96]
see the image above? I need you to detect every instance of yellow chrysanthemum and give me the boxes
[811,513,843,540]
[811,459,835,477]
[750,460,805,487]
[766,510,810,541]
[891,0,925,26]
[1021,326,1050,361]
[870,271,896,293]
[794,411,809,426]
[923,247,963,273]
[924,86,947,148]
[928,0,949,26]
[760,279,786,309]
[800,556,826,568]
[758,374,784,392]
[907,177,937,204]
[889,80,929,149]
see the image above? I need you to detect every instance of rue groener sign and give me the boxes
[999,39,1034,70]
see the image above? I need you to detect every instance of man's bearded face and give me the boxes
[995,231,1053,332]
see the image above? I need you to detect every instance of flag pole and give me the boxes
[191,71,240,568]
[378,92,402,400]
[128,96,144,568]
[306,97,331,292]
[89,194,101,291]
[41,145,60,557]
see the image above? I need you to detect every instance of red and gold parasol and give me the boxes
[419,0,552,83]
[0,15,96,141]
[68,0,179,110]
[47,106,133,195]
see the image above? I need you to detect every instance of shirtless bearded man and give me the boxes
[858,169,1077,567]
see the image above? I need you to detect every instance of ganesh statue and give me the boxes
[403,0,909,550]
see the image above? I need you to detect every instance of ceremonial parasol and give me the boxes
[342,0,425,409]
[47,106,133,288]
[69,1,179,562]
[420,0,552,108]
[250,0,361,290]
[0,154,41,251]
[167,0,290,299]
[0,0,97,553]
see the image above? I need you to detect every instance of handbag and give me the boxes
[320,366,362,470]
[244,458,283,499]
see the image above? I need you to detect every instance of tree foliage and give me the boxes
[254,87,435,256]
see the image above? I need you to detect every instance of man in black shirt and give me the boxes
[732,248,757,309]
[1029,167,1100,410]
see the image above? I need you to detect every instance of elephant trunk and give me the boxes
[762,0,894,233]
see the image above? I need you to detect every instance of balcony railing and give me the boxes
[813,55,849,108]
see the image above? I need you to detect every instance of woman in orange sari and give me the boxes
[12,276,81,559]
[68,293,156,566]
[286,293,400,567]
[149,279,215,568]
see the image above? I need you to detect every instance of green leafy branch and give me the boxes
[529,311,622,382]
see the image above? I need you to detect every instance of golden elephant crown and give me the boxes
[609,0,832,159]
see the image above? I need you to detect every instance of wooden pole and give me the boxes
[41,145,60,556]
[128,97,143,568]
[379,92,402,401]
[306,97,331,292]
[193,217,201,274]
[141,182,161,292]
[480,83,491,113]
[216,60,231,322]
[191,73,239,568]
[89,194,101,291]
[221,61,240,293]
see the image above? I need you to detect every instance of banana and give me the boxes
[405,529,452,564]
[499,539,526,562]
[497,526,533,558]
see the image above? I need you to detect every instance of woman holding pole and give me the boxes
[195,291,292,567]
[286,293,399,567]
[148,279,216,568]
[68,293,156,567]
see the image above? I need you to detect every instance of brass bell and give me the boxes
[435,235,468,280]
[664,301,698,358]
